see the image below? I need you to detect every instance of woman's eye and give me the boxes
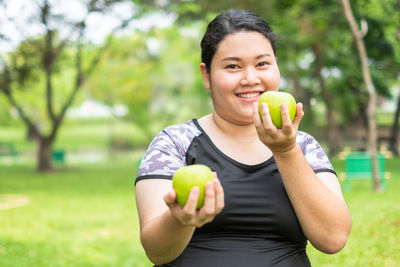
[226,64,240,69]
[257,61,270,67]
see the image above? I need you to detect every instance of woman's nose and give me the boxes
[240,67,260,86]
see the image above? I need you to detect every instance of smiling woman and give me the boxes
[135,9,351,267]
[200,30,280,125]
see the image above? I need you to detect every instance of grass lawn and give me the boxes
[307,158,400,266]
[0,156,151,267]
[1,155,400,266]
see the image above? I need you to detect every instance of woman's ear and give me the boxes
[200,63,211,90]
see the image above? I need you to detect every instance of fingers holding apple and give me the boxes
[173,164,215,209]
[168,165,225,227]
[280,102,304,132]
[293,102,304,127]
[254,91,304,153]
[258,91,297,129]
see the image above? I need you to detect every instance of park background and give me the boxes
[0,0,399,266]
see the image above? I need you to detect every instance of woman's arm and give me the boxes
[273,148,352,253]
[253,102,352,253]
[135,177,224,265]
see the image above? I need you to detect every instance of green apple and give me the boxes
[258,91,296,128]
[172,164,214,210]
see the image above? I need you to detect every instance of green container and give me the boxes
[343,152,386,191]
[52,149,66,164]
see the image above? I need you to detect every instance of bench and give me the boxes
[0,142,18,157]
[343,152,387,192]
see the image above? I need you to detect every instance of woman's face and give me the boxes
[200,31,280,125]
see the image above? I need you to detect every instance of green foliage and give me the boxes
[148,24,212,124]
[1,0,399,152]
[0,0,149,171]
[9,38,43,88]
[165,0,400,133]
[86,22,213,140]
[84,34,154,107]
[0,97,13,125]
[4,35,82,131]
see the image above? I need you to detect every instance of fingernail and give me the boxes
[191,186,199,195]
[207,181,214,189]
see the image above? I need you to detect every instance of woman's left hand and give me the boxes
[253,101,304,154]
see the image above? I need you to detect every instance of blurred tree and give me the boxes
[272,0,346,155]
[0,0,143,172]
[0,96,12,125]
[86,22,212,143]
[360,0,400,155]
[341,0,382,192]
[256,0,396,155]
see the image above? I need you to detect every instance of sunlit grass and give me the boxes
[0,159,151,267]
[307,158,400,267]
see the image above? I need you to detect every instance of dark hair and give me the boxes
[201,9,277,73]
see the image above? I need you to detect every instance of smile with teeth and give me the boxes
[237,92,262,98]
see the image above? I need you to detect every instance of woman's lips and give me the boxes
[236,92,263,102]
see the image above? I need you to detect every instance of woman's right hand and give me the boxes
[253,101,304,154]
[164,175,224,228]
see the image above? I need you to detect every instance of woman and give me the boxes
[135,9,351,267]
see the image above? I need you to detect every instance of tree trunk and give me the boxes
[367,92,380,191]
[325,106,341,155]
[389,94,400,156]
[341,0,382,192]
[26,124,39,142]
[37,137,53,172]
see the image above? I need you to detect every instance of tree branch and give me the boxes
[39,0,57,122]
[360,19,368,38]
[51,14,136,139]
[0,56,41,139]
[341,0,374,94]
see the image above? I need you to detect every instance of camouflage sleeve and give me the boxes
[297,131,336,175]
[135,120,201,184]
[135,129,186,184]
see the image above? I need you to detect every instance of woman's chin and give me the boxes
[230,116,255,126]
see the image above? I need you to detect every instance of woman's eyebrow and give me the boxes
[222,53,273,62]
[222,56,240,61]
[256,53,273,59]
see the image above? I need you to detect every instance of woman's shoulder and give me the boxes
[296,131,334,171]
[296,131,327,157]
[148,119,202,154]
[136,119,202,181]
[296,131,320,149]
[161,119,202,139]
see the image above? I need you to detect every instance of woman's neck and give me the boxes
[198,111,272,165]
[201,111,259,140]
